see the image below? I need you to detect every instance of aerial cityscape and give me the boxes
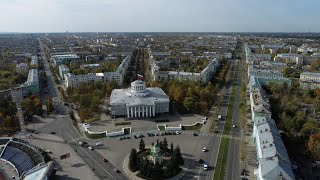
[1,1,320,180]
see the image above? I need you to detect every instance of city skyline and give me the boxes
[1,0,319,33]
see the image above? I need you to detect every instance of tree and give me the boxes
[153,161,164,180]
[139,139,145,151]
[170,142,174,153]
[301,118,320,137]
[129,148,138,171]
[162,138,168,152]
[308,134,320,160]
[173,146,184,165]
[183,96,195,111]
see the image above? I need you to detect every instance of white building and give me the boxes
[248,79,295,180]
[58,65,70,80]
[64,53,131,87]
[245,44,271,64]
[152,58,219,82]
[299,72,320,90]
[110,80,169,118]
[51,54,80,65]
[248,66,291,86]
[274,53,303,65]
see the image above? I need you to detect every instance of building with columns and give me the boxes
[110,80,170,118]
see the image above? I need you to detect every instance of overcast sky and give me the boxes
[0,0,319,33]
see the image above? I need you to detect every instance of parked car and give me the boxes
[50,132,56,134]
[175,131,181,135]
[193,132,198,136]
[88,146,93,150]
[113,168,120,173]
[203,147,207,152]
[103,158,108,162]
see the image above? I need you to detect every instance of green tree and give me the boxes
[183,97,195,111]
[170,142,174,153]
[139,139,145,151]
[129,148,138,171]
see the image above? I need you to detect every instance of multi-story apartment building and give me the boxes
[64,53,131,87]
[58,65,70,80]
[245,44,272,64]
[152,58,219,83]
[248,66,291,86]
[259,61,288,72]
[22,69,39,96]
[299,72,320,90]
[274,53,303,65]
[248,77,295,180]
[51,54,80,65]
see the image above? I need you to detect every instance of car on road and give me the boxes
[217,114,222,120]
[50,132,56,134]
[233,124,237,128]
[88,146,93,150]
[34,130,39,134]
[193,132,198,136]
[203,147,207,152]
[113,168,120,173]
[103,158,108,162]
[79,141,84,145]
[95,142,103,146]
[203,163,208,171]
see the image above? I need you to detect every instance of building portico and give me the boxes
[127,105,156,118]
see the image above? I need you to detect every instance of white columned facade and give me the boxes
[149,106,152,117]
[153,105,156,116]
[142,106,145,117]
[146,106,148,117]
[135,107,137,117]
[131,107,133,118]
[138,106,141,117]
[127,107,129,118]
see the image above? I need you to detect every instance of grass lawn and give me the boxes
[115,122,131,126]
[182,123,203,130]
[223,61,239,135]
[157,125,166,131]
[85,132,106,139]
[213,137,230,180]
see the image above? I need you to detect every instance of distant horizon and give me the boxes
[0,0,319,33]
[1,31,320,34]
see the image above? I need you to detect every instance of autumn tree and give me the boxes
[308,134,320,160]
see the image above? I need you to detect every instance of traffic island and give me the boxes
[124,139,184,180]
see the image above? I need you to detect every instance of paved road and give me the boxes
[38,38,128,180]
[195,60,238,180]
[225,60,242,180]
